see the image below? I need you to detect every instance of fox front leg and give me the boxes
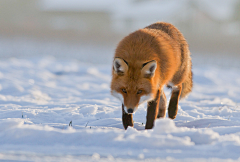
[168,85,182,119]
[145,90,160,129]
[122,104,133,129]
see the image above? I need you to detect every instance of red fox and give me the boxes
[111,22,192,129]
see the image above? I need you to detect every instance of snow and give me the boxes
[0,56,240,161]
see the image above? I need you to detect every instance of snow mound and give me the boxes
[153,118,178,133]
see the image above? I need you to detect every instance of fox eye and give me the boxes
[137,90,142,94]
[122,88,127,93]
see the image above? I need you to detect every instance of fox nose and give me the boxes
[127,108,133,114]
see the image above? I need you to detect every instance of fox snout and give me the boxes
[112,90,140,114]
[127,108,133,114]
[112,89,155,114]
[122,105,137,114]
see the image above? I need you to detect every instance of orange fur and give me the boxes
[111,22,192,129]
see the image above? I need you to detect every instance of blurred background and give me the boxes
[0,0,240,67]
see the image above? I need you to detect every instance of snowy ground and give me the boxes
[0,55,240,162]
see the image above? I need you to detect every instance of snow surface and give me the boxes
[0,57,240,161]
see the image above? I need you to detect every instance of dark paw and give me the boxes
[168,105,178,119]
[123,121,133,130]
[168,112,177,119]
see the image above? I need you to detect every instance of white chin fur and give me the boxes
[139,94,154,105]
[124,105,128,113]
[111,90,123,103]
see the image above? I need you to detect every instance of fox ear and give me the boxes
[141,60,157,78]
[113,58,128,75]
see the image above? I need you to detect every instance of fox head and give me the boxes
[111,57,159,114]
